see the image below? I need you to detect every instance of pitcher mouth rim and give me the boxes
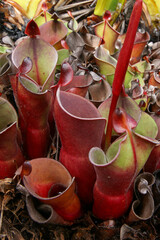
[23,176,75,201]
[56,87,106,122]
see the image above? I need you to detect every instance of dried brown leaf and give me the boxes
[127,172,155,223]
[0,178,15,194]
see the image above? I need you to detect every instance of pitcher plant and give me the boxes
[0,97,24,178]
[54,88,106,204]
[20,158,81,222]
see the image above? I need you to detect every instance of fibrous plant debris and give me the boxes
[0,178,159,240]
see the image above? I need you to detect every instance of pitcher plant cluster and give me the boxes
[1,0,160,224]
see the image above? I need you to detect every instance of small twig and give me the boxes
[54,0,67,9]
[55,0,93,11]
[0,200,4,233]
[75,8,94,20]
[65,0,73,4]
[59,8,94,19]
[90,0,97,7]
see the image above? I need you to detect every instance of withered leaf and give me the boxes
[127,172,155,222]
[66,32,85,58]
[88,78,112,107]
[0,178,15,194]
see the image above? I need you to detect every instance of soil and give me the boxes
[1,181,160,240]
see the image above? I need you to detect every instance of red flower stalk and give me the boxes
[105,0,142,151]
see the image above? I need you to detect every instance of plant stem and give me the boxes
[104,0,142,151]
